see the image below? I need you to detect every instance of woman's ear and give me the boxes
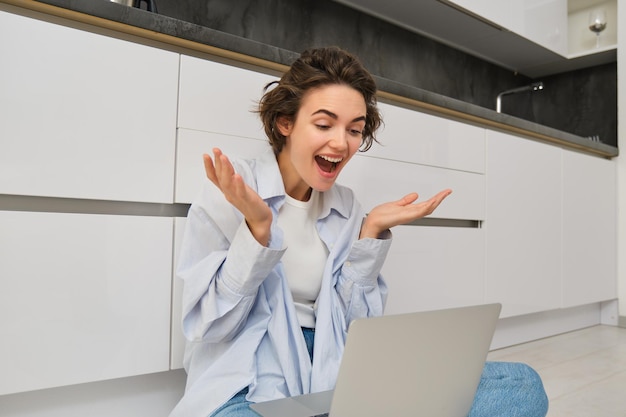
[276,116,293,137]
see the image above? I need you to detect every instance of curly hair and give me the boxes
[258,46,382,154]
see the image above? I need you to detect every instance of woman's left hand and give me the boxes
[359,189,452,239]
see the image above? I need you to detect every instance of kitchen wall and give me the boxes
[507,62,616,145]
[155,0,617,147]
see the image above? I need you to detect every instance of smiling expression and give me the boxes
[276,84,367,201]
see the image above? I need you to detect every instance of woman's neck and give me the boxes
[277,151,312,201]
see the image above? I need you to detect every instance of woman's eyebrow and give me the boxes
[311,109,338,119]
[312,109,366,123]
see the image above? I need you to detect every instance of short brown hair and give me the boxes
[258,47,382,154]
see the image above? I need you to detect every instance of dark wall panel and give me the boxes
[155,0,617,146]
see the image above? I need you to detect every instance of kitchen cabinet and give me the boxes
[562,148,617,307]
[449,0,568,56]
[484,130,617,318]
[0,10,178,203]
[339,154,485,221]
[382,225,485,315]
[0,211,173,395]
[175,128,268,204]
[372,102,485,174]
[0,9,177,396]
[484,130,562,317]
[178,55,277,139]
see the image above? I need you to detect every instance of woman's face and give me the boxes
[277,84,366,201]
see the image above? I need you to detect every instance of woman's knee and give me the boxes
[471,362,549,417]
[210,388,262,417]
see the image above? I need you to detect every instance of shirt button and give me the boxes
[345,261,351,267]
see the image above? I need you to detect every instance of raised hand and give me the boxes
[359,189,452,239]
[204,148,273,246]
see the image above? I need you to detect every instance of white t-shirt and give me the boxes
[277,190,329,328]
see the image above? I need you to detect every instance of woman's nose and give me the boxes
[328,128,349,150]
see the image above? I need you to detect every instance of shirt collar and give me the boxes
[319,183,351,220]
[254,146,286,200]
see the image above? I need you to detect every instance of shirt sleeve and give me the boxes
[177,184,285,343]
[334,234,392,323]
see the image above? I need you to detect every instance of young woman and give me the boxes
[170,47,547,417]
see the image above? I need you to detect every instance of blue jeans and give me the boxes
[211,328,548,417]
[469,361,548,417]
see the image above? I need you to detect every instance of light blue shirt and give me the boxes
[170,146,391,417]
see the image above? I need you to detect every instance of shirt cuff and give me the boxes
[342,234,393,287]
[220,221,286,296]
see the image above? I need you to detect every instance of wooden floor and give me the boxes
[487,324,626,416]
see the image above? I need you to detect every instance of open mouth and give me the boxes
[315,155,342,173]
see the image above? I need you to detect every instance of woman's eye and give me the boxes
[316,124,331,130]
[349,129,363,136]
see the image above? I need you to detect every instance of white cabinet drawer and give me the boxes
[0,211,173,395]
[0,11,179,203]
[175,128,270,203]
[178,55,277,138]
[373,102,485,174]
[382,225,485,315]
[339,154,485,220]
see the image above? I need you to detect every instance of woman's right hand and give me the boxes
[204,148,272,246]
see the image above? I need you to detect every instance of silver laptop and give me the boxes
[251,303,501,417]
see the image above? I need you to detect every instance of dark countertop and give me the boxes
[8,0,618,158]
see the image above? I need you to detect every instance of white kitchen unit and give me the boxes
[0,7,178,398]
[484,130,563,318]
[175,129,269,203]
[449,0,568,56]
[178,55,277,139]
[373,102,485,174]
[0,10,179,203]
[0,211,173,395]
[484,130,617,318]
[562,148,617,307]
[339,154,485,221]
[382,225,485,315]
